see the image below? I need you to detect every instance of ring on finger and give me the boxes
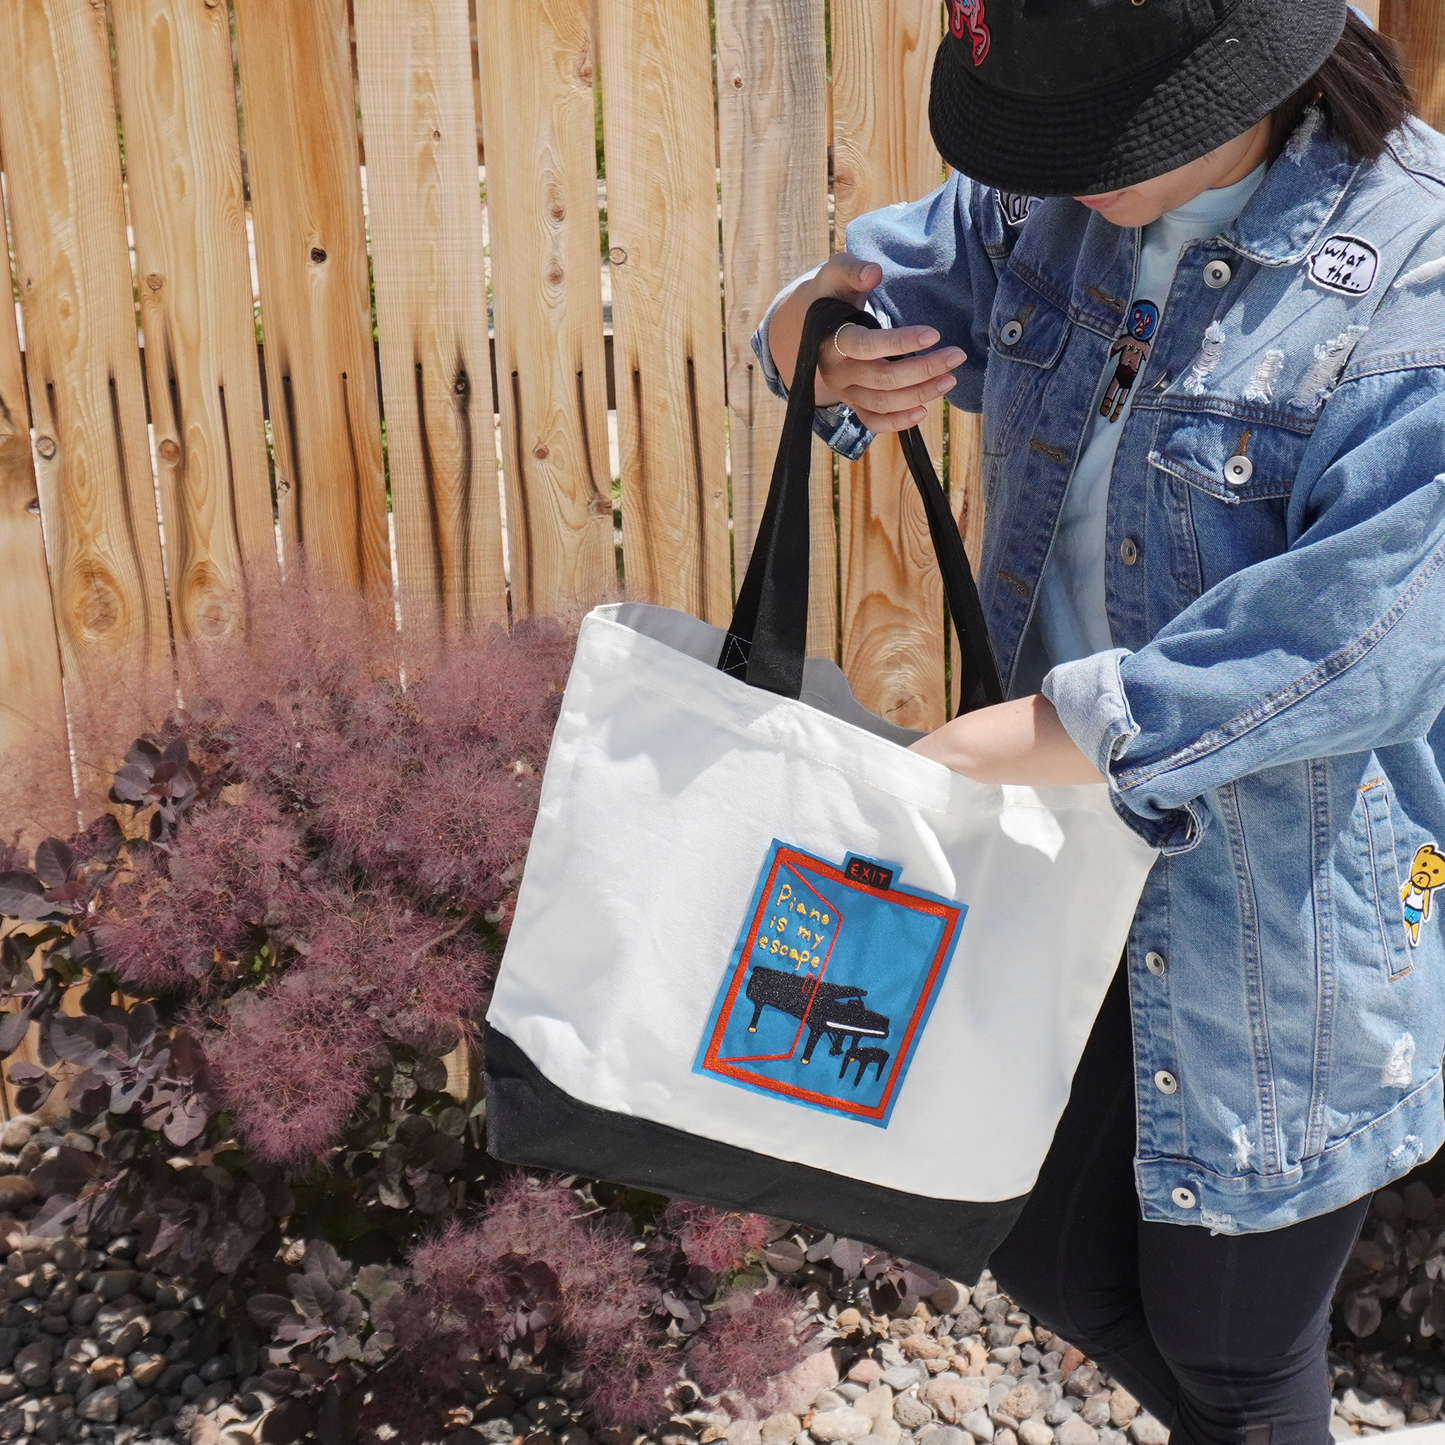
[833,324,851,359]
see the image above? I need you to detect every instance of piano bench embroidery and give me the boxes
[693,841,964,1127]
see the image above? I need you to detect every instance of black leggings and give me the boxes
[989,965,1370,1445]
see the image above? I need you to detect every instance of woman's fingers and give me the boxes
[820,327,965,430]
[835,321,947,361]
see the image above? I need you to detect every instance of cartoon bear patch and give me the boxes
[1402,843,1445,948]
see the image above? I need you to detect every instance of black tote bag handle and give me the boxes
[719,295,1004,714]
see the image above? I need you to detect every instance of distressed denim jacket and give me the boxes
[753,112,1445,1232]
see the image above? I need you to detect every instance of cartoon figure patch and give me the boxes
[693,842,964,1127]
[949,0,991,65]
[1402,843,1445,947]
[1100,300,1159,422]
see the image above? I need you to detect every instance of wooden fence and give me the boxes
[0,0,1442,829]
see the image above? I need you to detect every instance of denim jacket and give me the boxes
[753,111,1445,1232]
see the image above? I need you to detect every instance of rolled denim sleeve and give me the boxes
[1045,377,1445,853]
[750,171,1003,461]
[751,267,880,461]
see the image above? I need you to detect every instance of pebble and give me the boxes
[1079,1398,1111,1429]
[809,1409,873,1442]
[1055,1416,1098,1445]
[851,1361,886,1386]
[1018,1422,1054,1445]
[919,1427,969,1445]
[924,1378,987,1424]
[0,1179,37,1211]
[884,1367,926,1393]
[1108,1393,1139,1430]
[1337,1391,1406,1431]
[959,1409,994,1443]
[856,1386,894,1428]
[1127,1415,1169,1445]
[762,1413,803,1445]
[895,1395,936,1430]
[79,1381,121,1422]
[815,1390,850,1413]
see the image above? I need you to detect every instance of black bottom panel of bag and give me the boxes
[484,1024,1027,1286]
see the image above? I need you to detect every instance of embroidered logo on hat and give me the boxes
[1309,234,1380,296]
[950,0,992,65]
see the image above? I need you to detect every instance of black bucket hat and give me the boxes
[929,0,1347,197]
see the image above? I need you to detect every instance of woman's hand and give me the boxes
[767,253,966,433]
[908,695,1105,786]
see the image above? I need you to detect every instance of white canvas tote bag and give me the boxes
[486,298,1158,1281]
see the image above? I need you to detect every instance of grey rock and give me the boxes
[1054,1417,1097,1445]
[477,1423,519,1444]
[180,1373,205,1400]
[1127,1415,1169,1445]
[79,1384,121,1423]
[923,1379,987,1425]
[0,1177,37,1210]
[199,1354,236,1383]
[1045,1402,1078,1427]
[1079,1399,1111,1429]
[959,1411,994,1444]
[895,1397,936,1431]
[1018,1422,1054,1445]
[96,1271,141,1303]
[761,1413,803,1445]
[809,1409,873,1443]
[1336,1392,1404,1431]
[14,1337,54,1387]
[885,1368,926,1393]
[0,1121,33,1151]
[1108,1393,1139,1430]
[918,1428,969,1445]
[815,1391,851,1413]
[838,1385,869,1403]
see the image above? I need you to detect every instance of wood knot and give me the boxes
[608,247,628,266]
[453,371,469,396]
[158,439,181,463]
[35,436,56,460]
[309,247,327,264]
[731,73,744,89]
[25,498,39,515]
[532,444,550,461]
[145,273,164,291]
[432,129,441,141]
[276,477,292,494]
[546,263,564,286]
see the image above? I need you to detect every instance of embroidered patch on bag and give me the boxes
[1402,842,1445,948]
[693,841,964,1127]
[1308,234,1380,296]
[997,192,1036,228]
[949,0,991,64]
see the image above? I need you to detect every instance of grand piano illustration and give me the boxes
[743,965,890,1078]
[694,842,965,1127]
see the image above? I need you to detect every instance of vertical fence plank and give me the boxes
[356,0,507,639]
[716,0,834,654]
[1382,0,1445,130]
[0,0,171,804]
[232,0,390,599]
[110,0,278,646]
[832,0,948,730]
[478,0,613,617]
[0,165,70,835]
[597,0,733,626]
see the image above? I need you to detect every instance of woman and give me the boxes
[758,2,1445,1442]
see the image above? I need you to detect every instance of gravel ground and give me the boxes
[0,1102,1434,1445]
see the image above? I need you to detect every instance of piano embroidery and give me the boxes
[693,841,964,1127]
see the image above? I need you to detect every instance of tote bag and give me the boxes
[486,297,1158,1283]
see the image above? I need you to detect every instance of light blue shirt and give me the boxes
[1030,166,1268,674]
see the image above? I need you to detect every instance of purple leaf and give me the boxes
[125,738,163,769]
[29,1147,98,1199]
[0,1006,36,1057]
[247,1294,296,1328]
[32,838,75,888]
[0,871,54,923]
[829,1238,869,1278]
[28,1193,81,1237]
[290,1274,335,1320]
[161,1094,209,1147]
[112,763,154,805]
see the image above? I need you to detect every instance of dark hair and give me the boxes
[1269,10,1416,163]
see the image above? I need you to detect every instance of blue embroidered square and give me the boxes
[693,840,964,1127]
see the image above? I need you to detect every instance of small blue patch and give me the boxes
[693,841,964,1127]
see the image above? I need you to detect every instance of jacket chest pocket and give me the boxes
[981,270,1073,490]
[1357,779,1412,980]
[1147,408,1313,595]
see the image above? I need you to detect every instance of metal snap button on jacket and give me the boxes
[1223,454,1254,486]
[1154,1069,1178,1094]
[1146,951,1166,976]
[1120,537,1140,565]
[1172,1186,1198,1209]
[1000,320,1024,346]
[1203,259,1233,289]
